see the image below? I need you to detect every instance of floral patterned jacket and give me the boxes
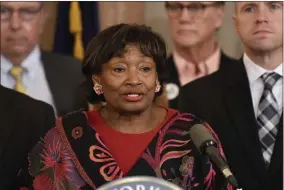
[26,110,232,190]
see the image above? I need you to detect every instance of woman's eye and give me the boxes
[140,66,151,72]
[113,67,125,72]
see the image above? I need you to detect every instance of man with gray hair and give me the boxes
[0,2,87,116]
[179,2,283,189]
[164,1,237,109]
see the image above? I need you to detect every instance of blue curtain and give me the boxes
[53,2,100,57]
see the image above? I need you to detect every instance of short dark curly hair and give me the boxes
[82,23,168,104]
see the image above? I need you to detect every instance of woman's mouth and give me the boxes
[123,93,144,102]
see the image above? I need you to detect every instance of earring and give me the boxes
[93,83,103,95]
[155,80,161,93]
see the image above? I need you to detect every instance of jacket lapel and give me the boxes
[221,60,267,178]
[41,52,62,115]
[56,111,124,188]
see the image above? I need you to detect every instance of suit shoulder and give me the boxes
[24,96,54,114]
[41,51,83,79]
[222,52,239,62]
[3,86,54,114]
[42,52,82,67]
[182,71,219,91]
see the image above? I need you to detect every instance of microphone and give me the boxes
[187,124,240,189]
[97,176,182,190]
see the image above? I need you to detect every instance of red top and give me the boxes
[87,108,177,175]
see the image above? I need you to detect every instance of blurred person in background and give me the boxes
[179,2,283,190]
[0,85,55,189]
[0,1,87,116]
[164,1,238,109]
[25,24,230,190]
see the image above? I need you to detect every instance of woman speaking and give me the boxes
[28,24,229,190]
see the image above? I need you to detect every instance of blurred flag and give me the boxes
[53,1,100,60]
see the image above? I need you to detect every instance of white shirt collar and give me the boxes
[243,53,283,85]
[1,45,41,79]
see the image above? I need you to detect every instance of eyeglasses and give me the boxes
[0,3,43,22]
[165,2,221,18]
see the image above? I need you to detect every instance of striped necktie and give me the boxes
[9,66,27,94]
[256,72,281,166]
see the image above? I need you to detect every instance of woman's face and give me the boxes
[93,45,158,113]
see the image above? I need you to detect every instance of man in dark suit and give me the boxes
[0,2,87,116]
[179,2,283,190]
[164,1,237,109]
[0,85,55,189]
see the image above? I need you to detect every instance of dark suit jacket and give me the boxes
[165,52,237,109]
[41,52,87,116]
[178,59,283,190]
[0,86,55,190]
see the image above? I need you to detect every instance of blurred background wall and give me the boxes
[40,2,243,59]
